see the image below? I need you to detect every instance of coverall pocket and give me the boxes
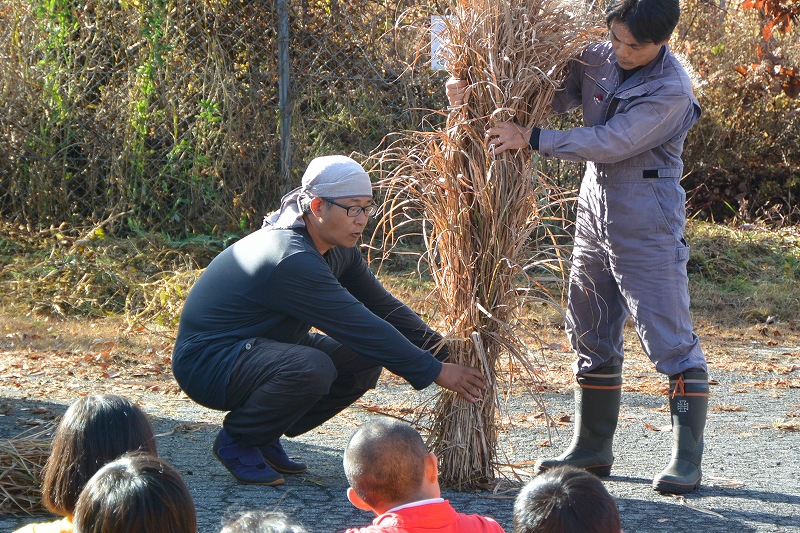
[647,181,686,238]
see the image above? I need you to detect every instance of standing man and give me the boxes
[446,0,708,493]
[173,155,485,485]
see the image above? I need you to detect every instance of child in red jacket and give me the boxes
[343,418,506,533]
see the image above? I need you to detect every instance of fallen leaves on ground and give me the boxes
[711,403,746,412]
[644,422,672,432]
[706,476,745,488]
[155,421,218,437]
[0,324,184,412]
[1,309,799,441]
[773,419,800,432]
[666,494,726,518]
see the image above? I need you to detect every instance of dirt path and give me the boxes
[1,315,799,532]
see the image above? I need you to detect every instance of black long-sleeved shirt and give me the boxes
[172,227,445,409]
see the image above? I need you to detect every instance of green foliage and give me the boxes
[0,1,237,234]
[0,0,448,237]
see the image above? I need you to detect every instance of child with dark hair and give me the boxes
[342,418,505,533]
[72,453,196,533]
[14,394,158,533]
[514,466,621,533]
[219,510,306,533]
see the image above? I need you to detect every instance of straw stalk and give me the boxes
[0,427,53,515]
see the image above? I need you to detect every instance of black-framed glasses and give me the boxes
[323,198,379,218]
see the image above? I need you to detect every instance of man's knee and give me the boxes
[359,365,382,390]
[281,345,338,395]
[327,364,382,399]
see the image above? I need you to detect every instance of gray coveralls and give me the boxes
[538,42,707,377]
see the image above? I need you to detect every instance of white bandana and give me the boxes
[263,155,373,229]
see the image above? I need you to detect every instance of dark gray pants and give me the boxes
[222,333,381,447]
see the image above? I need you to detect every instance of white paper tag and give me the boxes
[431,15,455,71]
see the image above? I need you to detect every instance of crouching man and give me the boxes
[172,155,485,485]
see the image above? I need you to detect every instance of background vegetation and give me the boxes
[678,0,800,225]
[1,0,798,239]
[0,0,798,331]
[0,0,449,236]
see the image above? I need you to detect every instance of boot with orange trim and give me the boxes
[652,371,709,494]
[534,365,622,477]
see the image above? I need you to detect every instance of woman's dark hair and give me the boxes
[514,466,621,533]
[73,453,196,533]
[40,394,157,517]
[605,0,680,44]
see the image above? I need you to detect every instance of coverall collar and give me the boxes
[616,44,668,90]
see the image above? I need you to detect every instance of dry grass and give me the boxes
[0,0,451,235]
[0,221,216,326]
[0,426,53,515]
[371,0,599,487]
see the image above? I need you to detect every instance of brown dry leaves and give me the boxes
[0,317,183,409]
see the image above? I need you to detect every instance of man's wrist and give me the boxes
[528,127,542,151]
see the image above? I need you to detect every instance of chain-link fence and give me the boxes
[0,0,454,236]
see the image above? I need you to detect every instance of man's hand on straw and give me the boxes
[446,77,468,106]
[435,363,487,402]
[486,122,534,155]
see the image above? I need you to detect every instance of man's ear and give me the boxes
[347,487,374,512]
[309,197,325,217]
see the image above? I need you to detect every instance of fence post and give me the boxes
[278,0,292,192]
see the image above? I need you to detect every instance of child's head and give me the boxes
[514,466,621,533]
[220,510,306,533]
[343,418,439,514]
[41,394,157,517]
[73,452,196,533]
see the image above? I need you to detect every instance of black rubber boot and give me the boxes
[534,365,622,477]
[653,371,709,494]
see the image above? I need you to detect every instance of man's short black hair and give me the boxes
[605,0,680,44]
[300,196,314,214]
[514,466,621,533]
[343,418,429,509]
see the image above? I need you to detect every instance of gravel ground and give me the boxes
[1,350,799,533]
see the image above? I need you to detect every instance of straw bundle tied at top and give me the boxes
[374,0,597,487]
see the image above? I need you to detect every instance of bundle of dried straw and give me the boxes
[0,426,53,515]
[374,0,597,487]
